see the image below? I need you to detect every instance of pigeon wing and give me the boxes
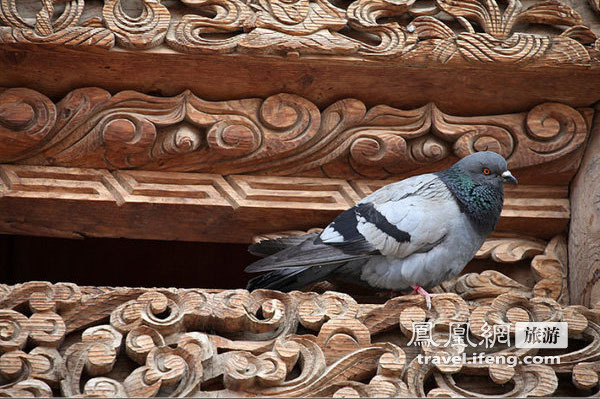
[245,174,452,273]
[319,174,452,258]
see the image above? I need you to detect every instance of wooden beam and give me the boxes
[0,165,569,242]
[0,0,598,68]
[0,88,593,185]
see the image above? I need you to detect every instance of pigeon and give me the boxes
[245,151,518,308]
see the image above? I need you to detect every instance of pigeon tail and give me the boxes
[246,264,342,292]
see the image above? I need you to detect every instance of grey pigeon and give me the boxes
[245,151,518,308]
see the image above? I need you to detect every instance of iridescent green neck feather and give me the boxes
[435,167,504,235]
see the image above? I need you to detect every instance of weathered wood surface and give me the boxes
[0,164,570,242]
[1,0,599,67]
[569,105,600,307]
[0,87,592,184]
[4,48,600,118]
[0,236,583,398]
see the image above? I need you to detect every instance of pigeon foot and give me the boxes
[411,285,438,310]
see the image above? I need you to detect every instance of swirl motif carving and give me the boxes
[151,123,202,159]
[346,0,418,56]
[0,88,590,180]
[0,88,56,162]
[102,0,170,49]
[0,0,115,48]
[253,0,347,34]
[350,133,408,167]
[293,291,359,330]
[0,282,595,396]
[525,102,587,154]
[167,0,252,53]
[206,120,261,156]
[0,310,29,351]
[0,0,594,63]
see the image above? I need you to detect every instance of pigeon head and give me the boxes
[436,151,517,235]
[453,151,518,187]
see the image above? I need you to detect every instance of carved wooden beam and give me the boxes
[0,235,585,399]
[1,0,599,67]
[0,88,592,184]
[0,164,570,241]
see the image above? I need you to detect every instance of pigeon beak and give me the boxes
[502,170,518,184]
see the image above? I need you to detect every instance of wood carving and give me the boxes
[569,103,600,307]
[0,88,592,183]
[0,279,589,397]
[0,0,114,48]
[0,164,571,242]
[0,0,598,66]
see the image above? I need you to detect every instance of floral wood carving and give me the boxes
[0,273,591,397]
[0,0,598,66]
[0,87,591,181]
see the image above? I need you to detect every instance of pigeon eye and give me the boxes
[483,168,491,175]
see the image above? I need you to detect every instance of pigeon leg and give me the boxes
[411,285,437,310]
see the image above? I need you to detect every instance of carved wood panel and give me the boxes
[1,0,599,67]
[0,88,592,184]
[0,164,570,241]
[0,235,585,397]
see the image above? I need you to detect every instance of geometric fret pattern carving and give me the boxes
[0,268,591,397]
[0,0,598,66]
[0,165,570,241]
[0,88,592,182]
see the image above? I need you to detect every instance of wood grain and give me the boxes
[0,0,598,67]
[0,164,570,242]
[0,281,590,397]
[569,105,600,307]
[0,88,592,184]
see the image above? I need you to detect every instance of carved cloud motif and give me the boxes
[0,88,590,179]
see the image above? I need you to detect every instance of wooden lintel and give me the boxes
[0,165,569,242]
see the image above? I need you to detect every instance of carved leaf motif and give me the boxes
[410,16,455,40]
[517,0,583,26]
[252,0,347,35]
[450,270,531,302]
[0,26,115,48]
[561,25,597,44]
[346,0,417,56]
[435,0,516,39]
[0,0,115,48]
[532,235,569,304]
[238,27,358,55]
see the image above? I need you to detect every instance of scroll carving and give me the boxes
[0,0,597,66]
[0,0,114,48]
[0,281,592,397]
[0,88,591,181]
